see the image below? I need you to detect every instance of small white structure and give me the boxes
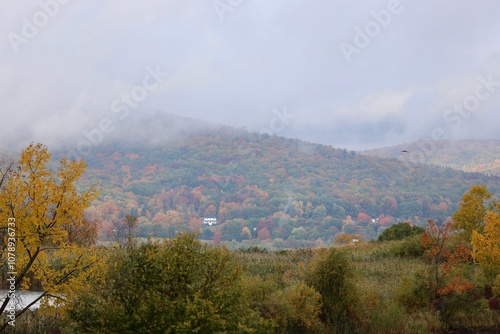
[203,216,217,226]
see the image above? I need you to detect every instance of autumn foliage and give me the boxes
[1,139,500,333]
[0,143,100,330]
[452,185,493,242]
[420,220,475,320]
[70,129,500,246]
[471,202,500,279]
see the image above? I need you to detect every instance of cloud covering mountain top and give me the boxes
[1,0,499,152]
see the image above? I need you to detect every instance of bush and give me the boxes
[378,222,424,242]
[396,271,434,313]
[305,248,360,333]
[242,276,324,334]
[365,299,407,334]
[65,232,270,333]
[391,235,425,258]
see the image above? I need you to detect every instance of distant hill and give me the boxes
[44,116,498,248]
[0,149,19,163]
[2,116,499,248]
[361,140,500,176]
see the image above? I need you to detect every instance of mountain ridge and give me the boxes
[54,125,499,247]
[361,139,500,176]
[2,118,499,248]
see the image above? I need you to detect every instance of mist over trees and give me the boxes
[64,128,500,247]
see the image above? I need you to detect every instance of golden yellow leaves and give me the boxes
[0,142,101,320]
[471,205,500,278]
[453,185,492,242]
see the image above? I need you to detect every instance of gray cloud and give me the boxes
[1,0,499,152]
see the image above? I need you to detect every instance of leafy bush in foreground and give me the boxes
[305,248,360,333]
[65,233,270,333]
[378,222,424,242]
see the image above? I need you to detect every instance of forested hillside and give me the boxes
[2,146,499,332]
[45,124,500,248]
[362,139,500,176]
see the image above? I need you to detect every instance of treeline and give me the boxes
[70,128,500,245]
[363,139,500,176]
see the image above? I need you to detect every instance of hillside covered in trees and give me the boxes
[2,143,500,333]
[41,120,500,248]
[362,139,500,176]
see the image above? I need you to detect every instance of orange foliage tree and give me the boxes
[421,220,474,321]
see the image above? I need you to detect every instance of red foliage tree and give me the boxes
[357,212,371,223]
[213,229,221,243]
[257,227,271,240]
[421,220,474,321]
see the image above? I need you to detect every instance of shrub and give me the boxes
[396,271,434,313]
[305,248,360,333]
[390,235,425,258]
[65,232,270,333]
[365,299,407,334]
[378,222,424,242]
[242,277,324,334]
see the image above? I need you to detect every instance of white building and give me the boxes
[203,216,217,226]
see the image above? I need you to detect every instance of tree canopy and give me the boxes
[471,202,500,279]
[452,185,493,241]
[66,232,269,333]
[378,222,424,242]
[0,143,100,330]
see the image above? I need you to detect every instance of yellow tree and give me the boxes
[452,185,493,242]
[0,143,100,330]
[471,203,500,280]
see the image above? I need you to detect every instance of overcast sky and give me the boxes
[1,0,499,153]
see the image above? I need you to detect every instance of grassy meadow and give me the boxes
[234,239,498,334]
